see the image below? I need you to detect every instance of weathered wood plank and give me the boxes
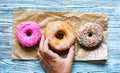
[0,6,115,13]
[0,59,120,73]
[0,59,108,73]
[0,59,45,73]
[0,0,120,7]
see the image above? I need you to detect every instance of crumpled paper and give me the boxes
[12,10,108,60]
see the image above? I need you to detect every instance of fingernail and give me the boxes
[72,45,75,51]
[46,38,48,41]
[42,35,43,38]
[42,35,44,38]
[69,46,74,52]
[45,38,49,44]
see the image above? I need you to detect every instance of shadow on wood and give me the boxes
[74,60,107,66]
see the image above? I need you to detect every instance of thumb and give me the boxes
[67,45,75,62]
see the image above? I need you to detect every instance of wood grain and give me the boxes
[0,0,120,73]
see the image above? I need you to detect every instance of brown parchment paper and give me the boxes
[12,10,108,60]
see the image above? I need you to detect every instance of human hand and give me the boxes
[37,35,75,73]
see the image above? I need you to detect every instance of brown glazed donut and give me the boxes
[45,21,76,51]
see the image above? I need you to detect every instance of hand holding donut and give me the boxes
[37,35,75,73]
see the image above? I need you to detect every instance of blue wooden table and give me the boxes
[0,0,120,73]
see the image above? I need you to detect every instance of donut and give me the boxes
[16,22,41,47]
[45,21,76,51]
[77,23,103,47]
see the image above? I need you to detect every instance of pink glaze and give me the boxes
[16,22,41,47]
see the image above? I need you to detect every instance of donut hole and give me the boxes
[88,32,93,37]
[55,30,65,40]
[26,29,32,36]
[27,31,32,36]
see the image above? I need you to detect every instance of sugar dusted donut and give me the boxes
[45,21,76,51]
[77,23,103,47]
[16,22,41,47]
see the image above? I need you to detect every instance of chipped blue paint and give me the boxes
[0,0,120,73]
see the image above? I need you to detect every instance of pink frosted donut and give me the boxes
[16,22,41,47]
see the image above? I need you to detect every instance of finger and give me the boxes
[39,35,45,50]
[41,60,50,73]
[38,35,44,60]
[45,50,59,59]
[40,38,50,60]
[43,38,49,50]
[37,48,40,58]
[37,48,42,60]
[42,38,59,59]
[67,45,75,62]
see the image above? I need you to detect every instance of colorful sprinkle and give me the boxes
[77,23,103,47]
